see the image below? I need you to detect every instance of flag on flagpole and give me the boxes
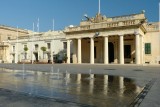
[16,26,19,63]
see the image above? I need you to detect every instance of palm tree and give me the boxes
[41,46,46,59]
[24,47,28,59]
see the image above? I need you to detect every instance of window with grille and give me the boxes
[145,43,151,54]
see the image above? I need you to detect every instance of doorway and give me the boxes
[124,45,131,58]
[34,53,38,62]
[109,42,114,63]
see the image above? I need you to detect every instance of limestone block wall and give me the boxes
[144,31,160,64]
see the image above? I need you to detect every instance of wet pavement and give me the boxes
[0,67,143,107]
[0,64,160,107]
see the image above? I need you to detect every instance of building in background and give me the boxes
[3,30,67,63]
[0,25,29,63]
[64,11,160,65]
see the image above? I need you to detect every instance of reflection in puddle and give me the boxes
[0,68,143,107]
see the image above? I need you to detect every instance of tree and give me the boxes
[63,53,68,63]
[24,47,28,52]
[58,49,67,63]
[24,47,28,59]
[41,46,46,59]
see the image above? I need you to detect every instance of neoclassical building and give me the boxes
[64,11,160,64]
[4,30,66,63]
[0,25,29,63]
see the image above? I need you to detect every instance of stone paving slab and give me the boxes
[0,88,92,107]
[0,63,160,107]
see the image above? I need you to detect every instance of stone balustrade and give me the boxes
[147,24,159,32]
[64,19,142,32]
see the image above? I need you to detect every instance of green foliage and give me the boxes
[41,47,46,52]
[63,53,68,62]
[24,47,28,52]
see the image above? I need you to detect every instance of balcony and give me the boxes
[147,23,159,32]
[64,19,144,33]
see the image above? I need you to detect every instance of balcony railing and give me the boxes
[147,25,159,32]
[64,19,142,33]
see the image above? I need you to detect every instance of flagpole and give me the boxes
[16,26,19,63]
[99,0,101,14]
[32,23,34,64]
[53,18,54,31]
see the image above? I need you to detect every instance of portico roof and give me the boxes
[64,11,147,34]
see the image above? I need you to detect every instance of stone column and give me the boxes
[104,36,108,64]
[114,41,118,63]
[140,35,144,64]
[67,40,70,64]
[72,40,77,63]
[90,37,94,64]
[50,42,53,64]
[135,33,140,64]
[119,35,124,64]
[78,38,82,64]
[15,44,18,63]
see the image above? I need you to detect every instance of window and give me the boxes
[35,44,38,51]
[124,45,131,58]
[13,46,15,52]
[63,42,67,49]
[24,45,27,48]
[145,43,151,54]
[8,37,11,40]
[47,43,51,49]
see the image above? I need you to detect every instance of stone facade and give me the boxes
[0,25,29,63]
[5,30,66,63]
[64,11,160,65]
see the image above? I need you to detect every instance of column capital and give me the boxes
[66,39,71,42]
[104,35,109,37]
[77,38,81,40]
[119,34,124,36]
[90,37,94,39]
[134,31,140,35]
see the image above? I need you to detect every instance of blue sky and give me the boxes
[0,0,159,32]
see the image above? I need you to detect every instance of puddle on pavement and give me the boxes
[0,68,143,107]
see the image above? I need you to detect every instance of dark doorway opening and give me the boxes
[124,45,131,58]
[34,53,38,62]
[109,42,114,63]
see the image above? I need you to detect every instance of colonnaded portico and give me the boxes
[64,12,147,65]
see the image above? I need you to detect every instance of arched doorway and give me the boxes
[109,42,114,63]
